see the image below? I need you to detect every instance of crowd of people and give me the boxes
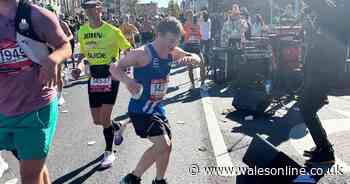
[0,0,348,183]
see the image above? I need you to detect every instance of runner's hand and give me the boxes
[126,79,142,96]
[39,61,57,88]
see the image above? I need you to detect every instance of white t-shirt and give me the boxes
[199,19,211,41]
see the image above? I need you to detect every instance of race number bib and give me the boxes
[149,77,169,102]
[0,40,33,77]
[89,77,112,93]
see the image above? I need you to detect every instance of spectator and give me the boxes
[120,16,139,48]
[251,14,268,37]
[198,11,211,63]
[220,4,248,47]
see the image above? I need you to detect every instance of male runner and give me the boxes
[0,0,71,183]
[110,16,201,184]
[78,0,131,169]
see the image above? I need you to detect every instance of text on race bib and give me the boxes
[150,78,169,102]
[89,77,112,93]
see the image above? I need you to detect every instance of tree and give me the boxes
[168,0,180,18]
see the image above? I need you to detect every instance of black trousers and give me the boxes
[299,31,345,149]
[300,77,331,149]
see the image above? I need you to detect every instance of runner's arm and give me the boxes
[32,7,72,65]
[60,21,74,41]
[109,49,145,83]
[76,29,86,64]
[171,47,201,65]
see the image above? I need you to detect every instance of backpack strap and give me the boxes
[15,0,44,42]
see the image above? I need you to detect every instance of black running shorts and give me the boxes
[88,80,119,108]
[88,64,120,108]
[128,113,172,139]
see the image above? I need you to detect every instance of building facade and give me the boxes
[31,0,82,17]
[182,0,208,13]
[136,2,159,17]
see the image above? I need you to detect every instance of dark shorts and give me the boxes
[88,80,120,108]
[128,113,172,139]
[0,98,58,160]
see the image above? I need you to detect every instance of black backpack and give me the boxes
[15,0,44,43]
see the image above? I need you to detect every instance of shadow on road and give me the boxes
[163,87,202,106]
[226,101,302,151]
[113,114,129,122]
[63,80,89,89]
[52,155,103,184]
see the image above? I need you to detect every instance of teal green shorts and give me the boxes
[0,98,58,160]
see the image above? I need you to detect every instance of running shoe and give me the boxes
[152,179,168,184]
[99,151,115,169]
[112,120,124,145]
[305,146,335,165]
[120,173,141,184]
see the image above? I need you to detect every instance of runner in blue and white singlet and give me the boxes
[110,17,202,184]
[128,43,172,116]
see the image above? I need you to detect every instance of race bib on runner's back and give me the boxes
[89,77,112,93]
[149,77,169,102]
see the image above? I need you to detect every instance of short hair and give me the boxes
[156,16,184,36]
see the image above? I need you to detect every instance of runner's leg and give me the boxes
[100,104,115,151]
[20,159,46,184]
[42,165,50,184]
[57,65,65,106]
[153,135,172,180]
